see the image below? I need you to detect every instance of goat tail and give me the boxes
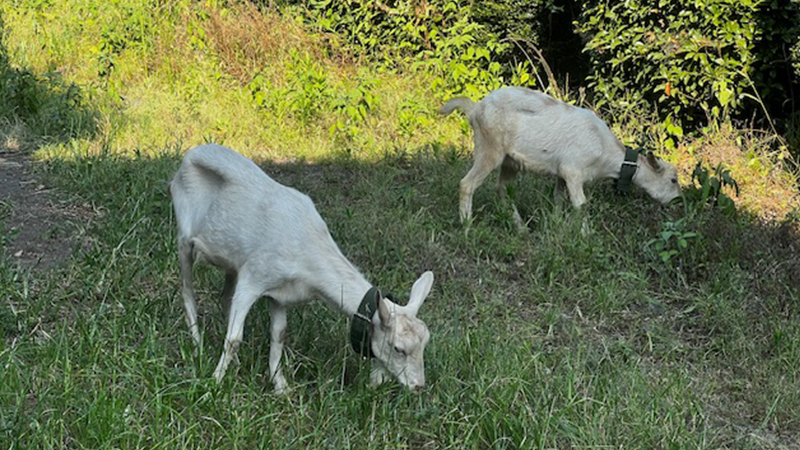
[438,97,476,117]
[177,144,262,187]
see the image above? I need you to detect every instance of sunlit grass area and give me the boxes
[2,1,465,161]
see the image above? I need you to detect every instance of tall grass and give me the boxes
[1,0,465,160]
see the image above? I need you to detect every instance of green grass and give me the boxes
[1,146,799,449]
[2,1,800,448]
[0,0,466,161]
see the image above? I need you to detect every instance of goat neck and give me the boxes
[311,249,375,317]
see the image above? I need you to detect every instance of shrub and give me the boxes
[578,0,800,141]
[578,1,760,138]
[683,160,740,218]
[281,0,534,98]
[249,49,333,124]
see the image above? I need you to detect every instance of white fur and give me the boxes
[170,144,434,393]
[440,87,681,225]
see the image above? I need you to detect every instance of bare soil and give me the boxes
[0,145,90,270]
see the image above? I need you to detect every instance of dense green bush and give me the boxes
[273,0,799,136]
[578,1,761,139]
[278,0,534,98]
[291,0,488,63]
[578,0,800,143]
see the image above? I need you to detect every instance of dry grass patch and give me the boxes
[674,125,800,221]
[203,2,334,84]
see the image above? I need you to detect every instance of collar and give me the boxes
[350,287,380,358]
[616,147,640,194]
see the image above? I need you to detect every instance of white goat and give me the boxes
[439,87,681,225]
[170,144,434,393]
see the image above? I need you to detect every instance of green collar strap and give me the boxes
[350,287,380,358]
[617,147,640,194]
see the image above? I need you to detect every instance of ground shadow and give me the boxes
[2,145,799,445]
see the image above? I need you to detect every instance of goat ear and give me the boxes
[647,152,664,173]
[377,296,393,330]
[646,151,664,173]
[405,271,434,317]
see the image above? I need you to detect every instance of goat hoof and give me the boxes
[273,379,289,395]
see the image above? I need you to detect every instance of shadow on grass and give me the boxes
[0,17,101,269]
[39,142,800,335]
[6,143,799,447]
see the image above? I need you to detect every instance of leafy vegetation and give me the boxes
[0,13,96,141]
[577,0,800,147]
[0,0,799,449]
[287,0,536,100]
[579,1,755,137]
[685,160,740,216]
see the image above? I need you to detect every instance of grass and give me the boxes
[2,1,800,449]
[1,0,464,161]
[2,147,799,449]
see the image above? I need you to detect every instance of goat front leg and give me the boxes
[268,299,288,394]
[214,280,260,383]
[563,174,587,208]
[370,359,390,387]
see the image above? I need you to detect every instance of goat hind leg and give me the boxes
[214,278,260,383]
[460,150,505,223]
[563,175,587,208]
[178,238,202,347]
[498,156,524,231]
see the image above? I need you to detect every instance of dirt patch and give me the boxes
[0,145,92,270]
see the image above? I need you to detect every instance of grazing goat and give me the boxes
[439,87,681,225]
[170,144,434,393]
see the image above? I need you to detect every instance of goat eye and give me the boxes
[394,346,406,356]
[671,178,678,184]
